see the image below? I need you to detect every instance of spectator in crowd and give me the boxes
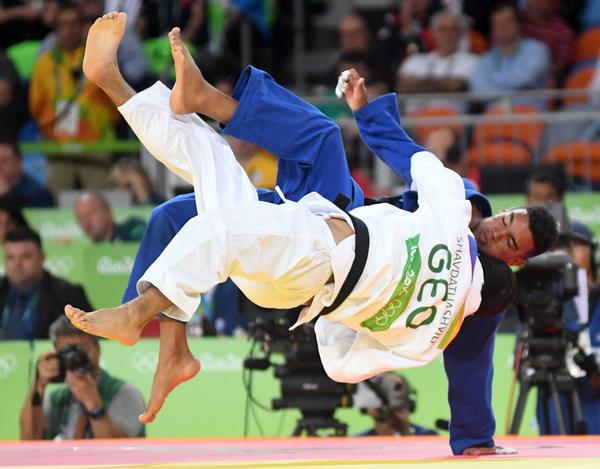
[110,157,163,206]
[69,0,148,88]
[397,9,479,111]
[353,372,437,436]
[377,0,441,62]
[336,12,392,92]
[0,0,58,48]
[461,0,501,37]
[423,127,466,176]
[20,315,146,439]
[0,227,91,340]
[469,1,551,108]
[526,170,565,205]
[0,142,53,207]
[0,195,29,244]
[0,50,28,143]
[74,192,146,243]
[523,0,576,81]
[29,2,119,193]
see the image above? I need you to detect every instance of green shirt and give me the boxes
[112,217,147,242]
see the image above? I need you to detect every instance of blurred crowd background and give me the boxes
[2,0,600,203]
[1,0,600,441]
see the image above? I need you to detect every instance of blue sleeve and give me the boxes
[353,93,426,186]
[443,312,504,455]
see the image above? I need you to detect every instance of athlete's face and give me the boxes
[472,209,534,266]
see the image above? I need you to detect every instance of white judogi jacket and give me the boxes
[120,83,482,384]
[295,152,484,383]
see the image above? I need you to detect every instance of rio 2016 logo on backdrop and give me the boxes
[0,353,17,379]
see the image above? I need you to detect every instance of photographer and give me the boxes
[20,316,145,440]
[354,373,437,437]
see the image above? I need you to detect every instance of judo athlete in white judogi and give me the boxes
[64,12,516,424]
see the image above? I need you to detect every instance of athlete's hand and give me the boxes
[335,69,368,111]
[462,446,517,456]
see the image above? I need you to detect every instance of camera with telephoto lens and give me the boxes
[516,203,578,336]
[516,251,579,337]
[50,344,92,383]
[240,298,354,436]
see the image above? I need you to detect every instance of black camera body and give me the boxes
[516,251,578,336]
[241,299,353,435]
[50,344,92,383]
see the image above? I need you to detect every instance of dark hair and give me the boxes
[58,1,79,14]
[476,251,517,316]
[526,171,565,200]
[55,1,82,25]
[5,226,42,250]
[0,195,29,228]
[526,205,559,257]
[49,315,99,345]
[490,0,523,24]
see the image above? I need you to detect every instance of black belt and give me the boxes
[318,211,370,317]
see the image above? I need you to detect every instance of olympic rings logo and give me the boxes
[374,299,403,326]
[0,353,17,378]
[45,256,75,276]
[130,351,158,375]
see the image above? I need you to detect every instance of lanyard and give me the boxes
[0,290,40,339]
[53,47,86,103]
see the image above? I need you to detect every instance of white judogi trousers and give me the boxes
[117,82,337,321]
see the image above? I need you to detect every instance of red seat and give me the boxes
[466,141,532,169]
[543,141,600,183]
[472,105,544,151]
[574,27,600,64]
[407,106,462,143]
[563,68,596,106]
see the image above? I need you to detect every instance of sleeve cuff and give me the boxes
[353,93,401,124]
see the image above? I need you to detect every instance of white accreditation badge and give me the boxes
[55,100,80,136]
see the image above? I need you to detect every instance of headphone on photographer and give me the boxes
[358,373,417,414]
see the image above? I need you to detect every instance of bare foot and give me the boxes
[64,304,144,346]
[82,11,127,87]
[168,26,212,115]
[139,352,200,423]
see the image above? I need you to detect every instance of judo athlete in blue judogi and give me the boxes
[118,65,556,454]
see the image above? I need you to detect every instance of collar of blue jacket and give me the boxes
[401,177,492,219]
